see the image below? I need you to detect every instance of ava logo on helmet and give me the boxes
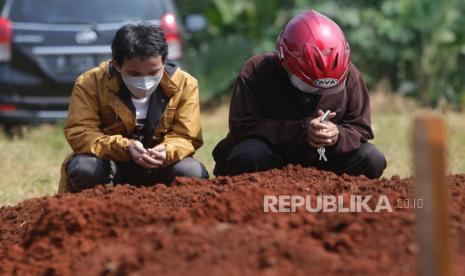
[314,78,339,89]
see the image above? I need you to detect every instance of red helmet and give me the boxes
[276,10,350,94]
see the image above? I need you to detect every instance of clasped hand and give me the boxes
[128,140,166,169]
[306,109,339,148]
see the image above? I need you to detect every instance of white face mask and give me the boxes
[289,73,346,95]
[122,74,163,98]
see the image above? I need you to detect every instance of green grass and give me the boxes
[0,123,69,205]
[1,100,464,206]
[372,110,465,178]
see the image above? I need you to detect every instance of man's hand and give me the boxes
[129,140,164,169]
[146,144,167,168]
[129,140,147,160]
[306,109,339,148]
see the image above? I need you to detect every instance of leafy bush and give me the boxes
[184,35,252,102]
[177,0,465,107]
[179,0,292,102]
[309,0,465,107]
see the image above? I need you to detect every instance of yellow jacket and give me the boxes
[58,61,203,193]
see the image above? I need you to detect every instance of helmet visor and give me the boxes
[289,73,346,95]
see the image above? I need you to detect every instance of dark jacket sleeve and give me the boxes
[228,74,307,150]
[333,67,374,154]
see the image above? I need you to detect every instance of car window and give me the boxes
[9,0,166,24]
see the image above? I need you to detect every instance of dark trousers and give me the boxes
[67,155,209,192]
[214,138,387,179]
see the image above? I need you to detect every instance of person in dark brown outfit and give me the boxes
[212,10,386,179]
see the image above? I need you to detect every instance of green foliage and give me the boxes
[308,0,465,106]
[184,35,252,102]
[176,0,465,107]
[177,0,294,102]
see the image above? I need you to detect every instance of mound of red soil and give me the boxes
[1,165,465,275]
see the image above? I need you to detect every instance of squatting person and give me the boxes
[58,23,208,193]
[212,10,386,179]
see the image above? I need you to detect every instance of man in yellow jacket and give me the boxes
[58,23,208,193]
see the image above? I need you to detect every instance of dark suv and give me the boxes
[0,0,204,127]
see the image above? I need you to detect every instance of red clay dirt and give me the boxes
[1,165,465,275]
